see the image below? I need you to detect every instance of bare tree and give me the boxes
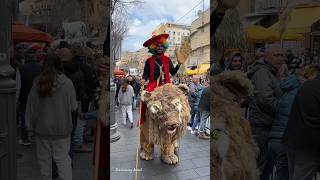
[111,0,144,15]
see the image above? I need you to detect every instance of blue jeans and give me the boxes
[199,111,209,132]
[191,108,201,131]
[252,128,273,180]
[189,104,197,126]
[268,139,289,180]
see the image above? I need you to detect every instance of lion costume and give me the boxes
[211,71,259,180]
[139,83,190,165]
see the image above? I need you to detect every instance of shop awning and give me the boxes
[186,63,210,75]
[12,22,53,43]
[269,6,320,34]
[245,25,304,43]
[113,68,127,76]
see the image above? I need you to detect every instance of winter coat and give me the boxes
[199,87,210,112]
[194,86,204,106]
[25,74,77,138]
[283,75,320,155]
[269,75,300,139]
[247,59,283,129]
[118,85,135,106]
[18,61,43,109]
[188,82,201,105]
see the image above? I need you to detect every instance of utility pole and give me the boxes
[0,0,17,179]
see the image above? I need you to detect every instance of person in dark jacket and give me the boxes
[187,76,202,128]
[283,70,320,180]
[190,84,204,134]
[197,79,210,140]
[18,48,43,145]
[268,74,301,180]
[247,44,286,180]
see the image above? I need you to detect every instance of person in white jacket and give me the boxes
[118,78,135,128]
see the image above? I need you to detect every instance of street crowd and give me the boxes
[213,44,320,180]
[11,41,107,180]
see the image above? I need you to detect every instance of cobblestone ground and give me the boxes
[110,107,210,180]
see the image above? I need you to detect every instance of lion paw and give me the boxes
[161,154,179,165]
[140,150,153,161]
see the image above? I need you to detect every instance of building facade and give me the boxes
[152,23,191,47]
[189,8,210,66]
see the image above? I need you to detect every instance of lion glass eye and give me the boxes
[150,104,162,114]
[172,99,182,112]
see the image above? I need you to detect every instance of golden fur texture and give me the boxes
[211,71,259,180]
[140,84,190,165]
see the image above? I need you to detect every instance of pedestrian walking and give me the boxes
[197,77,210,140]
[25,53,77,180]
[18,46,43,145]
[118,79,135,128]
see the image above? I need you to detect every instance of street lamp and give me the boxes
[108,21,120,143]
[0,1,17,179]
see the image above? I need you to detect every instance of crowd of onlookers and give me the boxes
[11,41,105,180]
[213,44,320,180]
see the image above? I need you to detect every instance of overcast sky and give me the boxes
[120,0,210,53]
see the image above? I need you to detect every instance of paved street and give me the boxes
[17,134,93,180]
[110,107,210,180]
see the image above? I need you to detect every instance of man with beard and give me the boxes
[139,33,187,124]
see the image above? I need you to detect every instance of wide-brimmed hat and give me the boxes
[143,34,169,47]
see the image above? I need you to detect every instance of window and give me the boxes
[168,31,171,34]
[173,31,175,35]
[173,37,175,41]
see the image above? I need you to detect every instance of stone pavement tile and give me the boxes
[168,159,197,172]
[179,150,209,161]
[175,169,200,180]
[111,154,135,164]
[191,157,210,168]
[151,173,179,180]
[194,166,210,177]
[111,170,135,180]
[191,176,210,180]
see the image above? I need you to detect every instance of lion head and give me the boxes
[141,83,190,144]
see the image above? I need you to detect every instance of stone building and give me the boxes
[189,8,210,66]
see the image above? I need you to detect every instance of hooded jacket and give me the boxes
[269,75,300,139]
[247,59,282,129]
[26,74,77,138]
[118,84,135,105]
